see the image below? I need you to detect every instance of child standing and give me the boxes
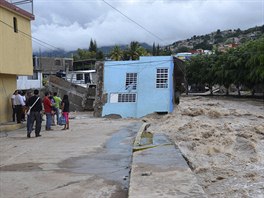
[61,94,70,130]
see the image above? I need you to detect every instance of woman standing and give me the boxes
[61,94,70,130]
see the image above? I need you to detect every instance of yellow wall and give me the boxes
[0,74,17,123]
[0,6,33,76]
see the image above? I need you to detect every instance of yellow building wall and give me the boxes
[0,74,17,123]
[0,6,33,76]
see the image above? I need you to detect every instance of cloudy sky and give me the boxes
[27,0,264,51]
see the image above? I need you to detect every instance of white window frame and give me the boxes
[156,68,168,88]
[125,73,137,90]
[109,93,137,103]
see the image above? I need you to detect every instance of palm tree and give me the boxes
[126,41,147,60]
[109,45,123,61]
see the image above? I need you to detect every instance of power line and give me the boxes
[0,19,61,51]
[101,0,163,42]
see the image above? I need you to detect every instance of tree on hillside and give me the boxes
[159,46,172,56]
[73,48,94,61]
[194,40,213,50]
[109,45,123,61]
[124,41,147,60]
[152,42,156,56]
[156,44,160,56]
[96,51,104,60]
[89,39,97,53]
[73,39,104,61]
[176,46,190,53]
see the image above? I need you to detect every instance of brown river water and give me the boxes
[144,96,264,198]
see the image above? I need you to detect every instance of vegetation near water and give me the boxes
[186,36,264,95]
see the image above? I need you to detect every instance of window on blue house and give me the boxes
[109,93,137,103]
[118,93,137,102]
[126,73,137,90]
[156,68,168,88]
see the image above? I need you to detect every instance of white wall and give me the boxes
[17,72,43,90]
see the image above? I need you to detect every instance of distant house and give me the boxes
[36,57,73,78]
[175,52,196,61]
[66,70,97,88]
[102,56,183,118]
[16,56,74,90]
[0,1,34,123]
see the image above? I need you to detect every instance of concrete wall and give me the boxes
[17,72,43,90]
[0,5,33,76]
[48,75,95,111]
[93,62,104,117]
[0,74,16,123]
[39,57,73,75]
[102,56,174,118]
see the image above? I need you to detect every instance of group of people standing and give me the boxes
[11,90,70,138]
[11,90,26,123]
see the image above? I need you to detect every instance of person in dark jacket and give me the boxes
[27,89,42,138]
[61,94,70,130]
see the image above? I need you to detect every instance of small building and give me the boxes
[36,57,73,78]
[0,0,34,123]
[102,56,181,118]
[175,52,196,61]
[66,70,97,88]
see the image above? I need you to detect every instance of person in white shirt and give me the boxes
[11,90,18,122]
[14,90,25,123]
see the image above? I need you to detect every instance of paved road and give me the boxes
[0,113,140,198]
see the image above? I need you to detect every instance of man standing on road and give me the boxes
[14,90,25,123]
[11,90,18,122]
[27,90,42,138]
[43,91,53,131]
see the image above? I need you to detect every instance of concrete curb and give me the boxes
[0,123,25,132]
[129,123,207,198]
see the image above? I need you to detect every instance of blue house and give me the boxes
[102,56,179,118]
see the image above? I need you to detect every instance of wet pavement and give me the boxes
[0,114,141,198]
[58,124,140,197]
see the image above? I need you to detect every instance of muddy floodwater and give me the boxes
[144,96,264,198]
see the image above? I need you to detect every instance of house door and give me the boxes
[85,73,91,84]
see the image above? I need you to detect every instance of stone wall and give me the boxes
[48,75,95,111]
[93,61,105,117]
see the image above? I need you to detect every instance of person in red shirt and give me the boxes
[43,92,53,130]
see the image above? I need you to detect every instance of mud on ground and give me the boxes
[143,96,264,198]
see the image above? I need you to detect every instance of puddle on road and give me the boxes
[58,123,141,197]
[0,162,43,171]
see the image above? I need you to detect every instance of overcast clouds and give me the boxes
[30,0,264,51]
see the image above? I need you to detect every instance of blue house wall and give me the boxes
[102,56,174,118]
